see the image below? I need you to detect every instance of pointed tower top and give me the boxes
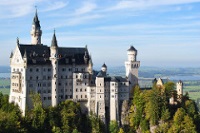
[51,30,58,47]
[102,62,107,68]
[10,51,13,58]
[32,7,40,28]
[127,45,137,51]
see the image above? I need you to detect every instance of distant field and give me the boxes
[187,92,200,101]
[0,79,10,87]
[0,78,10,95]
[183,86,200,101]
[0,88,10,95]
[184,86,200,91]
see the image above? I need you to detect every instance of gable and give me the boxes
[11,46,24,65]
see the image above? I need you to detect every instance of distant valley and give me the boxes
[1,66,200,101]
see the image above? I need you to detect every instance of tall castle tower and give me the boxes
[176,80,183,98]
[50,31,59,107]
[125,46,140,89]
[95,63,107,123]
[30,9,42,45]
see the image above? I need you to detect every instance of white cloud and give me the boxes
[0,0,68,19]
[44,14,103,30]
[40,1,68,12]
[74,2,97,15]
[89,21,200,33]
[0,0,36,18]
[107,0,200,11]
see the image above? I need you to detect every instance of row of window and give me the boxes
[11,75,20,79]
[37,88,73,94]
[43,95,73,101]
[98,82,128,87]
[13,68,23,72]
[12,83,23,88]
[132,64,139,68]
[76,82,87,86]
[75,74,87,79]
[111,94,127,98]
[29,81,74,87]
[111,88,128,92]
[75,88,87,92]
[96,94,127,99]
[29,67,86,73]
[76,95,87,99]
[112,83,127,86]
[29,75,75,80]
[30,68,51,72]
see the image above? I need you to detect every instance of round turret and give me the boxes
[177,80,183,96]
[30,9,42,45]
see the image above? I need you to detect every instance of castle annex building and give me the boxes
[9,11,140,123]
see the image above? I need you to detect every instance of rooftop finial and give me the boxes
[17,37,19,44]
[35,5,37,13]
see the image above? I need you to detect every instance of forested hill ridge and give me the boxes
[0,82,200,133]
[106,66,200,78]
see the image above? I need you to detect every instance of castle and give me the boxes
[153,78,183,104]
[9,10,140,124]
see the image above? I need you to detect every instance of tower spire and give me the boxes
[51,29,58,47]
[30,7,42,45]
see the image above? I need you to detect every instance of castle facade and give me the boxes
[9,11,140,124]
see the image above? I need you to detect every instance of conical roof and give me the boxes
[102,63,107,68]
[127,46,137,51]
[51,30,58,47]
[32,9,41,28]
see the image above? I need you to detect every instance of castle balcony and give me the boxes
[73,99,88,102]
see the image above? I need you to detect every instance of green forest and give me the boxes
[0,82,200,133]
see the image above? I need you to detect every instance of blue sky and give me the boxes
[0,0,200,68]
